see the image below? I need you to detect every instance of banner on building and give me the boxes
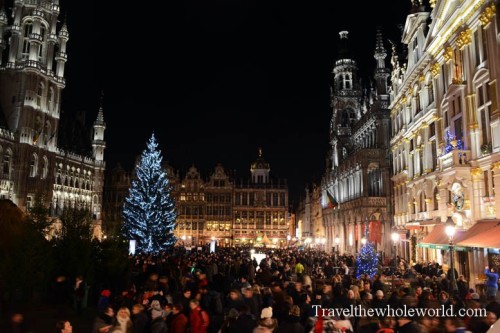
[369,220,382,245]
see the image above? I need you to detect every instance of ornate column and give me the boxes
[471,168,485,221]
[493,162,500,219]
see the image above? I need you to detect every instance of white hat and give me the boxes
[261,307,273,319]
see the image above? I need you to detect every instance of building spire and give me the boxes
[92,92,106,162]
[374,28,389,96]
[97,91,104,123]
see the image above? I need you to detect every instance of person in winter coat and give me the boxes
[150,300,167,333]
[230,306,256,333]
[485,266,499,300]
[131,304,149,333]
[256,307,277,333]
[170,304,188,333]
[190,299,209,333]
[275,305,304,333]
[92,306,115,333]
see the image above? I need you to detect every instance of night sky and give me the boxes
[60,0,411,205]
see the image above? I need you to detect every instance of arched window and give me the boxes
[41,156,49,179]
[21,22,33,59]
[38,25,46,62]
[29,154,38,177]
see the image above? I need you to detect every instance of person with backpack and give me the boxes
[190,299,210,333]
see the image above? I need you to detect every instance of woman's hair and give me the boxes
[55,320,67,333]
[118,306,131,317]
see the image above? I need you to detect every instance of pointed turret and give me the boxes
[92,93,106,162]
[55,19,69,80]
[373,28,390,96]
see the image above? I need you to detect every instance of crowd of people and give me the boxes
[7,247,500,333]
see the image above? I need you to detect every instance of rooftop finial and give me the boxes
[258,147,263,158]
[96,91,104,123]
[339,31,349,39]
[99,91,104,110]
[375,27,384,53]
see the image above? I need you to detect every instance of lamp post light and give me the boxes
[335,236,340,255]
[287,234,291,248]
[320,237,326,252]
[391,232,400,275]
[445,216,459,296]
[361,237,367,245]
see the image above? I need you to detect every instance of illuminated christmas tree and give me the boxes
[122,133,176,253]
[444,129,464,154]
[356,241,379,279]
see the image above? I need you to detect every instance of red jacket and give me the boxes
[189,306,209,333]
[171,313,188,333]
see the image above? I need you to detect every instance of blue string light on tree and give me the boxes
[444,129,464,154]
[355,223,379,279]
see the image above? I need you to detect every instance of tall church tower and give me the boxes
[329,31,362,169]
[92,95,106,162]
[0,0,67,206]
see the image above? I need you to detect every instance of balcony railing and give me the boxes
[439,150,470,170]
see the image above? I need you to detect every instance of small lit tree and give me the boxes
[356,241,379,279]
[121,133,176,253]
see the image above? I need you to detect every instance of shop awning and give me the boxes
[418,223,468,251]
[456,220,500,249]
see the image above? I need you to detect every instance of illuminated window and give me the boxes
[29,154,38,177]
[21,22,33,59]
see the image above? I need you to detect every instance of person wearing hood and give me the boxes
[150,300,167,333]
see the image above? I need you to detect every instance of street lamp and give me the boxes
[287,234,291,248]
[391,231,399,273]
[335,236,340,255]
[321,237,326,251]
[445,216,459,296]
[361,237,367,245]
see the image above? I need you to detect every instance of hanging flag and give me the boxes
[326,190,338,209]
[369,220,382,244]
[33,128,42,144]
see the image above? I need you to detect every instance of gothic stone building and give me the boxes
[321,30,392,256]
[0,0,106,234]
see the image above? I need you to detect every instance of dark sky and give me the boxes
[60,0,411,205]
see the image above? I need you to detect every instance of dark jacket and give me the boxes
[132,311,149,333]
[276,316,304,333]
[230,313,256,333]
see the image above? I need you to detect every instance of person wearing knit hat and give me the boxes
[261,307,273,319]
[258,307,278,332]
